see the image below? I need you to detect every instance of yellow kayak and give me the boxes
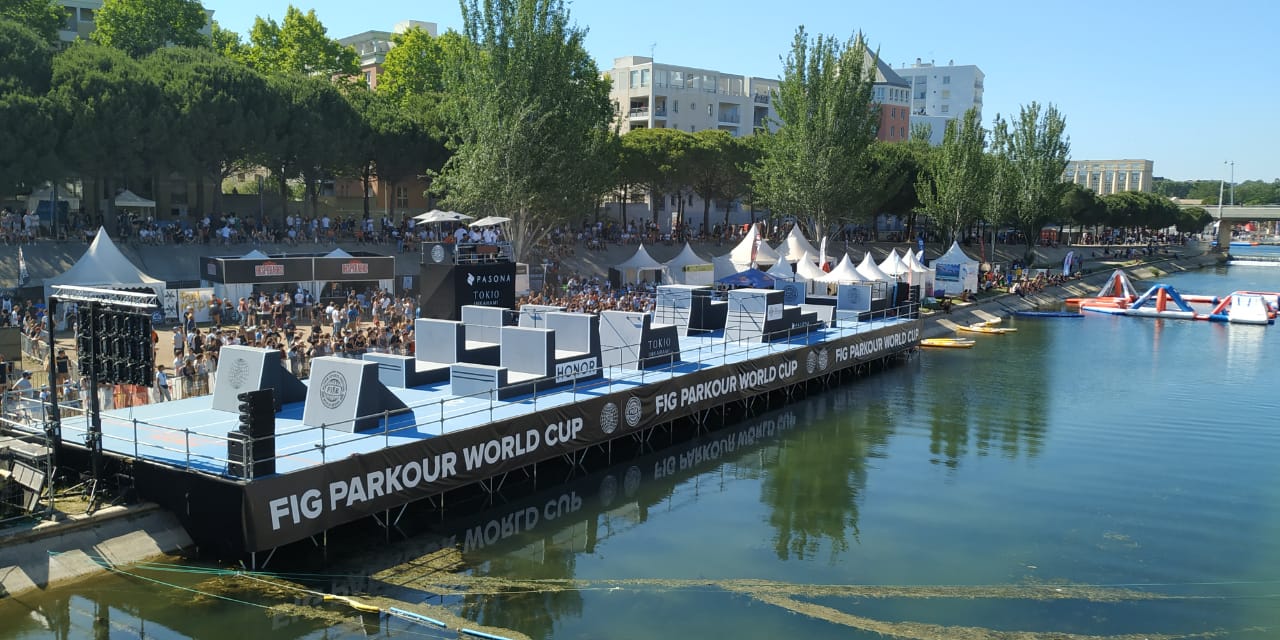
[921,338,976,348]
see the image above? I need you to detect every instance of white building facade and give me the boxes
[1064,160,1155,195]
[605,56,780,137]
[896,59,985,145]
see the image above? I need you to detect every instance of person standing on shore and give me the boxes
[155,365,171,402]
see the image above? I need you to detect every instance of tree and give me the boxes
[990,102,1071,262]
[914,107,989,244]
[1060,183,1106,239]
[51,44,166,217]
[0,92,58,193]
[209,19,247,59]
[91,0,208,58]
[751,27,880,239]
[239,6,357,77]
[379,27,465,102]
[872,137,930,239]
[1175,206,1213,234]
[345,89,448,220]
[433,0,614,262]
[0,0,62,45]
[144,46,277,215]
[683,130,752,236]
[621,128,694,227]
[0,19,53,94]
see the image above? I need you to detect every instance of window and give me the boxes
[940,104,949,113]
[630,70,640,88]
[914,75,926,84]
[707,104,713,116]
[690,102,696,111]
[396,186,409,209]
[941,90,950,99]
[942,75,951,84]
[671,71,684,88]
[640,68,650,87]
[80,7,94,21]
[673,100,678,113]
[364,71,373,87]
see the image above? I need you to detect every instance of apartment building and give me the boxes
[895,59,985,145]
[869,54,911,142]
[55,0,214,46]
[1064,160,1155,195]
[605,56,780,137]
[337,20,437,90]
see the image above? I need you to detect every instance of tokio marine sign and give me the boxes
[254,261,285,277]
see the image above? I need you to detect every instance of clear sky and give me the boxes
[209,0,1277,183]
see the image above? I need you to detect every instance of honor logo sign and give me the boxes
[555,358,598,383]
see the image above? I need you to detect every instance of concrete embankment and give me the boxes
[0,503,191,599]
[920,252,1223,338]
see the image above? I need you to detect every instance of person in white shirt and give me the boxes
[155,365,171,401]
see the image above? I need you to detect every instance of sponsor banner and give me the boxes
[455,262,517,310]
[220,257,314,284]
[837,284,873,312]
[239,320,920,550]
[314,256,394,281]
[555,357,599,383]
[935,262,960,281]
[201,257,223,282]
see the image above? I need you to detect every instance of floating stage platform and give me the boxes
[46,286,921,560]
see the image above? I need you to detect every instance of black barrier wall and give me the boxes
[236,321,920,551]
[419,262,517,320]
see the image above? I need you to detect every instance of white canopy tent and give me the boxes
[612,243,666,284]
[240,249,270,260]
[817,255,868,283]
[903,248,935,295]
[45,227,166,301]
[856,253,893,282]
[933,241,979,295]
[712,255,739,282]
[766,258,794,279]
[27,187,81,218]
[413,209,473,224]
[727,226,762,266]
[794,251,827,281]
[754,241,781,266]
[469,216,511,228]
[780,226,822,262]
[114,189,156,210]
[663,243,713,285]
[324,248,353,258]
[878,249,910,280]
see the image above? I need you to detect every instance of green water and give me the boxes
[3,266,1280,639]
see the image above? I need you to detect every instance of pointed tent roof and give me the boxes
[766,258,794,279]
[45,227,164,294]
[936,241,978,268]
[324,247,353,258]
[818,255,868,283]
[728,226,761,265]
[114,189,155,208]
[240,249,270,260]
[614,243,664,271]
[663,242,709,271]
[780,226,821,262]
[878,249,910,278]
[794,252,827,281]
[857,253,893,281]
[753,241,781,266]
[902,247,929,273]
[712,254,739,282]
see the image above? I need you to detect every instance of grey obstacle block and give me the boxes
[363,352,444,388]
[800,303,835,325]
[302,357,407,432]
[725,288,784,342]
[416,317,498,367]
[601,310,681,370]
[518,305,564,328]
[451,363,508,401]
[545,312,600,359]
[500,326,554,382]
[655,284,704,335]
[212,345,307,413]
[461,305,507,345]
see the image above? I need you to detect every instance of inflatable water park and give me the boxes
[1067,270,1278,325]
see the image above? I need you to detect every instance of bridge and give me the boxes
[1177,205,1280,247]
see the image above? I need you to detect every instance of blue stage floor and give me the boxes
[56,318,910,478]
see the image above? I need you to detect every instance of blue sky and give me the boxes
[210,0,1276,183]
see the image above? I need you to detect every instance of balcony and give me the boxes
[628,107,667,119]
[753,93,770,104]
[718,113,741,124]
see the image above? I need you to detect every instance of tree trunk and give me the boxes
[361,166,372,220]
[702,196,711,240]
[278,171,289,228]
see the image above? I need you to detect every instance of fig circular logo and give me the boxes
[818,348,830,371]
[320,371,348,409]
[806,351,817,374]
[600,402,619,434]
[624,396,642,428]
[431,244,445,263]
[599,474,618,507]
[623,465,641,497]
[228,357,250,389]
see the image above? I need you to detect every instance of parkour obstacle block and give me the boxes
[655,285,726,336]
[600,310,681,369]
[302,356,407,432]
[211,345,308,413]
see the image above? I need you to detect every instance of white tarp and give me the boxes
[324,248,353,258]
[712,255,739,282]
[878,249,910,279]
[780,226,821,262]
[469,216,511,228]
[903,247,935,294]
[766,258,794,279]
[794,252,827,281]
[728,226,762,266]
[818,255,868,283]
[240,249,269,260]
[856,253,893,282]
[933,241,979,295]
[613,244,665,284]
[754,241,781,266]
[45,227,166,300]
[414,209,472,224]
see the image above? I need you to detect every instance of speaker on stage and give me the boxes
[237,389,276,438]
[226,430,275,479]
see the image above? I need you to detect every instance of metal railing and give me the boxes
[4,301,921,480]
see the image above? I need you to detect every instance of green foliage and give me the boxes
[90,0,208,58]
[434,0,615,261]
[344,88,449,217]
[0,19,53,94]
[1175,206,1213,234]
[1101,191,1181,231]
[914,107,988,242]
[50,43,165,182]
[751,27,880,238]
[684,130,753,233]
[0,0,62,45]
[1231,179,1280,205]
[1060,183,1107,228]
[239,6,357,77]
[620,128,694,223]
[209,19,246,59]
[990,102,1071,261]
[379,27,465,102]
[0,92,59,192]
[871,138,930,229]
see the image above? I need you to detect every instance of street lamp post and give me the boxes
[1228,161,1235,206]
